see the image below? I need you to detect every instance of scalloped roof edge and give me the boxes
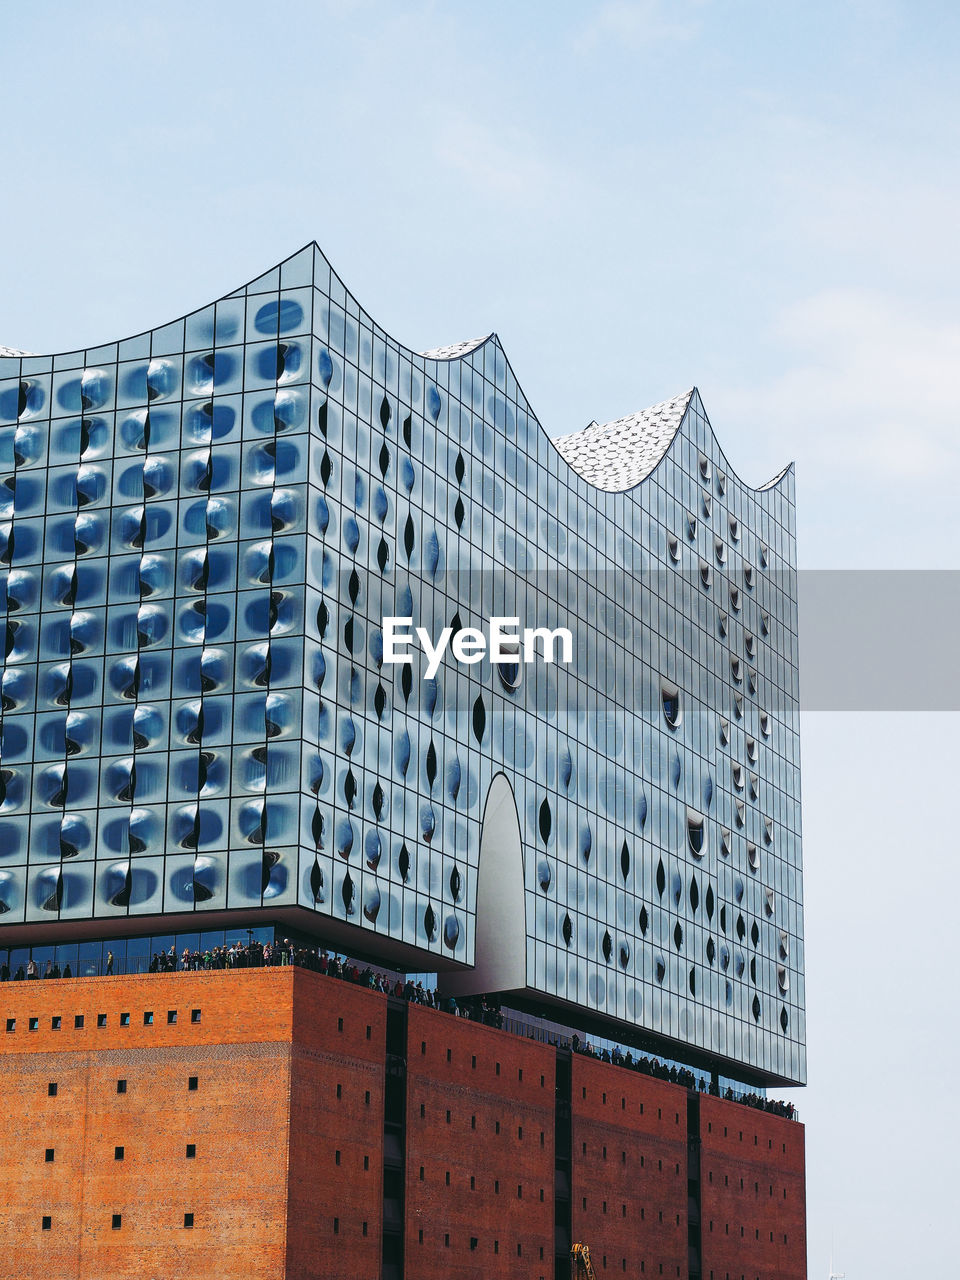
[1,243,794,494]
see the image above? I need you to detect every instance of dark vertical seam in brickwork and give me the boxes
[76,1052,90,1280]
[282,971,295,1278]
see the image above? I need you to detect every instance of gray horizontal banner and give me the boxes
[320,567,958,713]
[798,570,960,711]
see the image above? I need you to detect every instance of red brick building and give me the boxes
[0,968,804,1280]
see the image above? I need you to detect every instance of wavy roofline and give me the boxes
[1,241,794,497]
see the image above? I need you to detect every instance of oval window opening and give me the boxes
[661,682,682,729]
[687,812,705,857]
[497,636,522,692]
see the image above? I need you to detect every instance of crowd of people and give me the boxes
[0,937,795,1120]
[569,1036,796,1119]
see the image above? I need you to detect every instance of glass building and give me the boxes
[0,243,803,1087]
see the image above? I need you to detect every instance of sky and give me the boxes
[1,2,958,1274]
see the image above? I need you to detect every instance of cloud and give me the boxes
[719,288,960,484]
[576,0,707,50]
[431,115,567,208]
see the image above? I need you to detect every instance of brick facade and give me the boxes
[698,1096,806,1280]
[570,1055,689,1279]
[0,969,805,1279]
[286,971,386,1280]
[403,1003,556,1279]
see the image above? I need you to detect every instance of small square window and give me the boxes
[143,1011,153,1026]
[186,1143,196,1159]
[29,1017,39,1031]
[116,1079,127,1095]
[45,1149,54,1163]
[41,1216,51,1231]
[120,1013,130,1027]
[51,1016,61,1030]
[74,1015,84,1029]
[183,1213,194,1229]
[97,1014,107,1028]
[47,1082,57,1097]
[112,1214,122,1230]
[115,1146,124,1161]
[191,1009,201,1024]
[167,1010,177,1024]
[188,1076,198,1091]
[5,1018,14,1033]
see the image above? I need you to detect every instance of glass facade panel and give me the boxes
[0,244,804,1085]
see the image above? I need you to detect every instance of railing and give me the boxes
[1,948,800,1121]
